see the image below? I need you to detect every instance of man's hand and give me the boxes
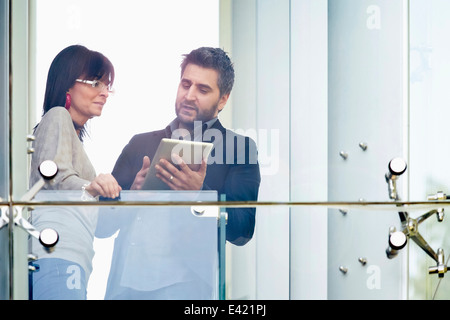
[155,154,207,190]
[130,156,151,190]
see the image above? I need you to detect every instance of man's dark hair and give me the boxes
[181,47,234,97]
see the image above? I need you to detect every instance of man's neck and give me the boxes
[169,117,219,141]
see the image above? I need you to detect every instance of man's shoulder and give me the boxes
[210,123,259,165]
[211,120,256,143]
[223,128,257,147]
[129,129,166,144]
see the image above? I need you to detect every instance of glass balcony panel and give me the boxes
[27,190,221,300]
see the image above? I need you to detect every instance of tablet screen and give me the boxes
[141,138,214,190]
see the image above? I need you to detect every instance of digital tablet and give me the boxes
[141,138,214,190]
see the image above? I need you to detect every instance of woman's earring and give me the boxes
[65,93,71,110]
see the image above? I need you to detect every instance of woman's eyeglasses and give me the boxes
[76,79,115,94]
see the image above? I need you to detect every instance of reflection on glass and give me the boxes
[409,0,450,300]
[0,0,8,201]
[28,190,221,300]
[0,0,9,300]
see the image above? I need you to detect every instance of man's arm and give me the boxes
[212,135,261,246]
[221,161,261,245]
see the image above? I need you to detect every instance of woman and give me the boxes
[29,45,121,300]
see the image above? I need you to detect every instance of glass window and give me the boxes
[30,0,222,300]
[0,0,8,201]
[34,0,220,174]
[5,0,450,302]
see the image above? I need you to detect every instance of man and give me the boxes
[97,47,260,299]
[113,47,260,244]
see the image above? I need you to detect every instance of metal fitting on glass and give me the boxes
[427,191,450,201]
[429,248,448,278]
[358,257,367,266]
[339,266,348,274]
[0,160,60,253]
[384,158,447,277]
[339,151,348,160]
[385,157,407,200]
[359,142,368,151]
[386,227,407,259]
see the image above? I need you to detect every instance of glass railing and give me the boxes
[22,190,224,300]
[253,200,450,300]
[5,193,450,300]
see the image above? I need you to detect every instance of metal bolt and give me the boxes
[339,151,348,160]
[27,254,38,262]
[437,208,444,222]
[359,142,368,151]
[339,266,348,274]
[358,257,367,266]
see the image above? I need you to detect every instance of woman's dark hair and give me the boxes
[41,45,114,140]
[180,47,234,97]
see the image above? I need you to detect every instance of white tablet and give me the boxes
[141,138,214,190]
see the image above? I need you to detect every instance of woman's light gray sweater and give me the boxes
[29,107,98,278]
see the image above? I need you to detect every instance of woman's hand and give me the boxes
[85,173,122,199]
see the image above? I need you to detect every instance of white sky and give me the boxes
[34,0,219,174]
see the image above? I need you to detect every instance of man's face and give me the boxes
[175,63,229,128]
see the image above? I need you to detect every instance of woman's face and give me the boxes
[67,77,110,126]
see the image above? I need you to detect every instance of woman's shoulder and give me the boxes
[34,107,75,137]
[38,107,72,126]
[44,106,71,119]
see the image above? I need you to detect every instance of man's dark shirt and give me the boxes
[109,119,261,245]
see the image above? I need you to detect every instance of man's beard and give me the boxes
[176,101,219,128]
